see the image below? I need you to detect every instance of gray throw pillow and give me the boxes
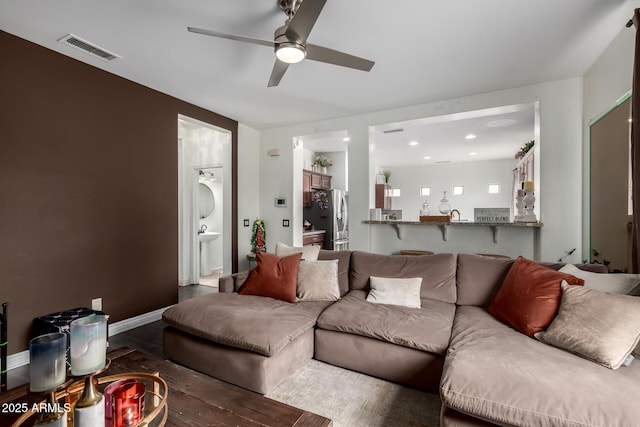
[536,281,640,369]
[275,242,320,260]
[365,276,422,308]
[296,260,340,301]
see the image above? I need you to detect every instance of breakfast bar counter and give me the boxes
[363,220,542,243]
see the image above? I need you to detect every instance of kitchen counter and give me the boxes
[303,230,326,248]
[363,220,542,243]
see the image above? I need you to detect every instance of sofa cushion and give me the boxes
[366,276,422,308]
[162,293,332,357]
[536,282,640,369]
[317,290,454,355]
[350,251,456,303]
[456,254,513,306]
[317,250,352,296]
[487,256,584,337]
[297,259,340,301]
[559,263,640,295]
[456,254,608,307]
[441,306,640,427]
[239,252,301,303]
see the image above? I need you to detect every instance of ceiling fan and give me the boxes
[187,0,375,87]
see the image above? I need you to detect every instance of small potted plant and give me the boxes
[315,155,333,174]
[382,170,391,184]
[514,140,534,160]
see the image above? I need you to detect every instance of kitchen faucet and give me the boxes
[450,209,461,221]
[199,224,208,234]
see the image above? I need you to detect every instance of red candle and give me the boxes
[112,380,145,427]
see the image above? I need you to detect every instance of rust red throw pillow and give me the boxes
[238,252,301,303]
[487,256,584,337]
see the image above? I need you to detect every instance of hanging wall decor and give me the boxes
[313,191,330,210]
[251,219,266,253]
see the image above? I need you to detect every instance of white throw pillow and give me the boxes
[275,242,320,260]
[559,264,640,295]
[296,260,340,301]
[365,276,422,308]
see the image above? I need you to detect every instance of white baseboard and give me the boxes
[108,306,170,336]
[7,305,172,370]
[7,351,29,371]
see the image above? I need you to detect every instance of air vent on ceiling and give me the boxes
[382,128,404,134]
[57,34,121,61]
[435,161,451,164]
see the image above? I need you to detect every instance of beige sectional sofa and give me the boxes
[162,250,640,426]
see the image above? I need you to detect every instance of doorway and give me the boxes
[294,130,350,249]
[589,94,632,271]
[178,115,233,286]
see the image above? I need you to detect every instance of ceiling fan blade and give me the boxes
[268,59,290,87]
[306,44,374,72]
[285,0,327,43]
[187,27,275,48]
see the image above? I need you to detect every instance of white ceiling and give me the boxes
[302,104,535,166]
[0,0,634,131]
[373,103,535,166]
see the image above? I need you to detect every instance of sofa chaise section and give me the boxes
[441,305,640,427]
[440,253,631,427]
[163,292,332,394]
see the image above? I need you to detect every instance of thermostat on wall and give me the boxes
[274,197,287,207]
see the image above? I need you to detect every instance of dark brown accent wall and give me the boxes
[0,30,238,354]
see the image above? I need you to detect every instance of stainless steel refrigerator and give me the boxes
[306,189,349,250]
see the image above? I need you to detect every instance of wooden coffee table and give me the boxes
[0,347,333,426]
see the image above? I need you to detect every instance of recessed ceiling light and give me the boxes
[423,156,431,160]
[465,134,476,140]
[409,141,419,146]
[343,137,351,142]
[469,152,478,156]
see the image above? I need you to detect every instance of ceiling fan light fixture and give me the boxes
[276,42,306,63]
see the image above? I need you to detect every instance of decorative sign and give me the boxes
[474,208,511,223]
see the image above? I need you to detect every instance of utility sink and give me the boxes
[198,231,220,242]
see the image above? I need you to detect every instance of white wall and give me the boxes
[259,78,584,262]
[258,129,298,250]
[382,159,515,221]
[302,148,316,170]
[324,151,348,191]
[370,225,538,258]
[583,24,635,261]
[237,124,261,271]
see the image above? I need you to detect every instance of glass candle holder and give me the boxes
[105,379,135,427]
[112,380,145,427]
[70,315,107,376]
[29,332,67,392]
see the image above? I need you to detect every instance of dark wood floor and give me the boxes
[5,285,217,390]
